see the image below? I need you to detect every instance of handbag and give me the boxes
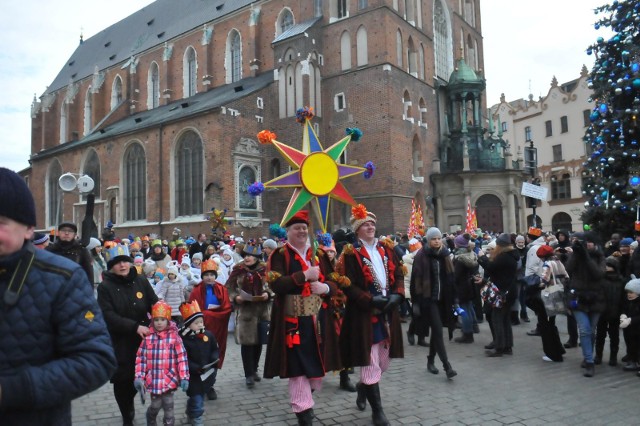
[481,282,505,308]
[257,320,270,345]
[542,267,567,316]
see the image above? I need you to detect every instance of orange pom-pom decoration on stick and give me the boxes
[257,130,276,145]
[351,203,368,220]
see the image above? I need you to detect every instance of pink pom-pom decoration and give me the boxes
[364,161,376,179]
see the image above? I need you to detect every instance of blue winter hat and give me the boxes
[620,237,633,247]
[0,168,36,227]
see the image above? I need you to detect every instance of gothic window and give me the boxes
[434,0,452,80]
[466,34,477,70]
[148,62,160,108]
[315,0,322,17]
[405,0,415,24]
[356,26,368,66]
[403,91,412,119]
[227,30,242,83]
[295,63,304,111]
[341,31,351,70]
[184,47,197,97]
[175,131,203,216]
[418,44,425,79]
[407,37,417,76]
[59,101,68,144]
[82,150,101,200]
[419,98,427,125]
[277,8,294,36]
[286,64,295,116]
[464,0,476,27]
[396,30,403,68]
[123,143,146,221]
[111,76,123,110]
[47,159,63,227]
[233,139,262,216]
[83,88,92,136]
[412,136,423,177]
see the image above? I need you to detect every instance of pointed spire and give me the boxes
[79,26,84,45]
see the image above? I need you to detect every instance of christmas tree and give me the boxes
[581,0,640,239]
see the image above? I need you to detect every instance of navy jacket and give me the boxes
[0,243,116,425]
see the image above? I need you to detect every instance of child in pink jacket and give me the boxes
[134,301,189,425]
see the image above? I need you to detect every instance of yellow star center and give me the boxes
[300,152,339,196]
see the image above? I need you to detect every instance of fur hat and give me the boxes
[625,278,640,295]
[166,265,180,278]
[349,204,377,233]
[496,233,512,247]
[425,227,442,241]
[0,168,36,227]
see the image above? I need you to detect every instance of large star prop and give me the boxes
[263,119,366,232]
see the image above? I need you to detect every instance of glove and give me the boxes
[383,293,404,313]
[453,304,466,317]
[180,380,189,392]
[620,317,632,329]
[371,295,389,310]
[134,379,146,404]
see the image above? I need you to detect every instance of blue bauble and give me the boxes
[633,79,640,88]
[599,104,608,114]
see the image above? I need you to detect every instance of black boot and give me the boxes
[355,382,367,411]
[443,361,457,379]
[406,330,415,346]
[417,337,429,347]
[339,370,356,392]
[584,363,595,377]
[454,333,474,343]
[295,408,314,426]
[365,383,389,426]
[427,357,439,374]
[609,350,618,367]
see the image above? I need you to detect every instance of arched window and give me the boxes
[295,63,304,111]
[356,26,368,66]
[466,34,477,70]
[270,159,281,180]
[286,64,295,116]
[309,63,317,112]
[277,8,294,36]
[175,131,203,216]
[82,150,101,199]
[315,65,322,117]
[340,31,351,71]
[123,143,146,221]
[551,212,573,233]
[396,30,403,68]
[403,90,412,119]
[407,37,417,76]
[59,101,68,144]
[405,0,415,24]
[412,136,423,177]
[184,47,197,97]
[111,76,123,110]
[464,0,476,27]
[227,30,242,83]
[148,62,160,109]
[83,88,92,136]
[47,159,63,227]
[419,98,427,125]
[433,0,452,80]
[238,166,257,209]
[418,44,425,79]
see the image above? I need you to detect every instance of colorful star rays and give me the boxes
[263,118,366,232]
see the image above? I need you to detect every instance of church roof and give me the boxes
[44,0,255,96]
[448,57,481,84]
[272,17,322,44]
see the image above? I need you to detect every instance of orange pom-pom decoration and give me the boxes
[257,130,276,145]
[351,204,368,220]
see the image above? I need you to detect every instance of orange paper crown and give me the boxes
[179,300,202,321]
[151,300,172,320]
[201,259,218,274]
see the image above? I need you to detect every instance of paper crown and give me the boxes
[152,301,172,320]
[527,227,542,237]
[243,244,262,257]
[179,300,204,326]
[201,259,218,275]
[285,210,309,227]
[103,244,130,262]
[152,239,162,247]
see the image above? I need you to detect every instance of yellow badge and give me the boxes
[203,336,209,342]
[136,292,143,299]
[84,311,95,322]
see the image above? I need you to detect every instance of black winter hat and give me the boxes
[0,167,36,227]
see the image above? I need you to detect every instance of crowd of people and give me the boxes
[4,161,640,425]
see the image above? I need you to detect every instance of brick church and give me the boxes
[24,0,525,238]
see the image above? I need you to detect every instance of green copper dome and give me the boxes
[449,58,481,84]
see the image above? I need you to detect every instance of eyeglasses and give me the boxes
[59,229,75,234]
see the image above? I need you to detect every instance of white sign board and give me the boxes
[521,182,548,201]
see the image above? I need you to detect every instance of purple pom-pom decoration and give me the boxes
[247,181,265,196]
[346,127,363,142]
[364,161,376,179]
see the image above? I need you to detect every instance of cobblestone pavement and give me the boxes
[73,313,638,425]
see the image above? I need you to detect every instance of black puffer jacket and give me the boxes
[98,267,158,383]
[0,243,116,425]
[47,239,94,284]
[180,329,219,396]
[565,243,606,313]
[478,247,519,304]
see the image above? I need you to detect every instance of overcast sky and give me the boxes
[0,0,606,173]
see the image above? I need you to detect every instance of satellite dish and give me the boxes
[58,173,77,192]
[77,175,95,193]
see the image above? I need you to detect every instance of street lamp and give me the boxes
[523,139,539,228]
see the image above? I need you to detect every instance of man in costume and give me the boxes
[264,210,337,425]
[337,204,405,426]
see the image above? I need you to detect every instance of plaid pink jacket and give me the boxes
[135,322,189,395]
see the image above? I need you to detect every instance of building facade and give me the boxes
[25,0,489,238]
[490,66,592,232]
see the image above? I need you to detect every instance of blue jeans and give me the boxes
[573,310,600,363]
[186,393,204,419]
